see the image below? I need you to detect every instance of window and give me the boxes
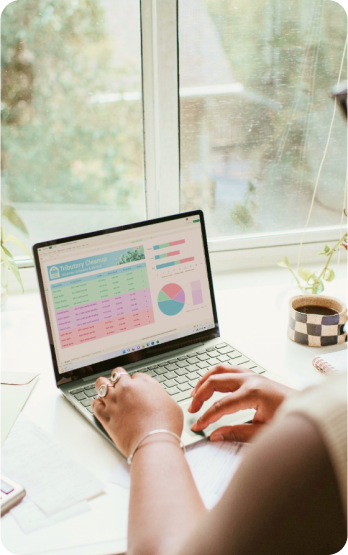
[179,0,347,245]
[1,0,347,260]
[2,0,145,250]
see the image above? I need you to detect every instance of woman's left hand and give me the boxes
[91,369,184,458]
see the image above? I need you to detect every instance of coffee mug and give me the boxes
[288,295,347,347]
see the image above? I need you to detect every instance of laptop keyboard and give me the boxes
[69,343,266,412]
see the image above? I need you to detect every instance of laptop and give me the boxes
[34,210,273,448]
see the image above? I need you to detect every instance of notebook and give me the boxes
[33,210,279,449]
[312,350,347,374]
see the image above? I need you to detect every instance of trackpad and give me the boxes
[181,393,255,439]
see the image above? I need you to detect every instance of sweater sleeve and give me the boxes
[275,371,347,515]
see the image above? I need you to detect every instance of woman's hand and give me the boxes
[91,369,184,457]
[188,365,295,442]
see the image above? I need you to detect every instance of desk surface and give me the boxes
[1,266,347,555]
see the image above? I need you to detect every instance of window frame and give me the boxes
[141,0,347,258]
[3,0,347,270]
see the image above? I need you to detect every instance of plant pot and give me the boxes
[1,260,9,306]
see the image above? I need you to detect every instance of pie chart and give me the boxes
[158,283,185,316]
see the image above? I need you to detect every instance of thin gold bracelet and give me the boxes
[127,429,185,465]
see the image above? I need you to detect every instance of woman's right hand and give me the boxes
[187,365,295,442]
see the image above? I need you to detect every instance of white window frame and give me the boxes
[5,0,348,272]
[140,0,346,264]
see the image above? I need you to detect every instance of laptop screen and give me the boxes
[34,211,219,384]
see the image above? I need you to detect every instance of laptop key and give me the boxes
[164,371,177,380]
[176,360,189,368]
[188,371,200,380]
[208,357,219,365]
[189,379,199,388]
[197,369,207,377]
[165,364,178,372]
[197,353,209,361]
[148,364,159,370]
[154,375,166,383]
[216,343,227,348]
[218,354,230,362]
[85,384,96,390]
[167,386,180,395]
[74,392,86,400]
[85,389,97,398]
[71,387,85,394]
[187,364,199,372]
[155,367,168,375]
[87,406,94,413]
[218,346,234,354]
[164,379,177,388]
[81,398,92,407]
[229,351,242,359]
[175,375,189,384]
[178,383,191,392]
[237,361,256,370]
[252,366,267,374]
[175,367,188,376]
[207,350,219,358]
[146,370,156,377]
[172,390,192,403]
[197,361,209,369]
[187,356,199,364]
[177,356,188,361]
[236,357,250,366]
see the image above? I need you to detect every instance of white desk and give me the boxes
[1,266,347,555]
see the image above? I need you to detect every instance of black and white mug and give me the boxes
[288,295,347,347]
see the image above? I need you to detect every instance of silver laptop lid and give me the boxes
[33,211,219,386]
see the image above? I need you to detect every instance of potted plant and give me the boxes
[1,204,33,302]
[277,230,348,295]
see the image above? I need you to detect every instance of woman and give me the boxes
[92,365,346,555]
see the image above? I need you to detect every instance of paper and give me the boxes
[185,440,245,508]
[10,496,90,534]
[1,371,40,444]
[109,439,246,509]
[2,414,104,516]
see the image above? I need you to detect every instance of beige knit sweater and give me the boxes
[276,371,347,515]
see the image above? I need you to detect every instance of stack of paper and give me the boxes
[109,438,246,509]
[1,414,104,533]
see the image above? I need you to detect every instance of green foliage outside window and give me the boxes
[1,0,143,207]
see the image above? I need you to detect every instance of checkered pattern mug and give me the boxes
[288,295,347,347]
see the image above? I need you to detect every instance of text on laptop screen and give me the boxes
[37,215,215,373]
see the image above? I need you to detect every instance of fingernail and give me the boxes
[210,433,224,442]
[191,422,198,431]
[187,403,192,412]
[190,389,196,397]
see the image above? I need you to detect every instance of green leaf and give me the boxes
[311,280,324,295]
[3,234,33,260]
[318,244,331,256]
[277,257,290,268]
[298,268,314,282]
[323,268,335,282]
[1,245,24,292]
[1,205,28,235]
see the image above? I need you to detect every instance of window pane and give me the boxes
[178,0,347,239]
[1,0,144,251]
